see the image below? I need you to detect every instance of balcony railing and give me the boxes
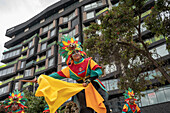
[0,60,18,69]
[39,37,48,43]
[26,61,35,67]
[47,41,57,48]
[96,7,109,17]
[35,66,46,73]
[59,28,69,33]
[22,46,28,52]
[36,56,46,62]
[0,77,15,86]
[15,75,24,80]
[23,33,38,44]
[23,82,33,88]
[19,55,27,60]
[4,44,22,52]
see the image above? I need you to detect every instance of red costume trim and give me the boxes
[57,71,67,78]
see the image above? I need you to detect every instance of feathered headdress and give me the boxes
[4,90,27,111]
[58,35,86,65]
[123,88,137,102]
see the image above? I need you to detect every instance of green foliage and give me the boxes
[23,90,46,113]
[83,0,169,98]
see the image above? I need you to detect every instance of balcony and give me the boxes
[59,28,69,33]
[22,33,38,44]
[39,37,48,43]
[15,75,24,80]
[21,46,28,52]
[36,56,46,62]
[47,41,56,48]
[3,44,22,53]
[0,77,15,86]
[0,60,18,69]
[26,61,35,67]
[96,7,109,17]
[19,55,27,60]
[35,66,46,73]
[23,82,33,88]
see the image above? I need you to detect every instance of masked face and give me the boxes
[71,50,81,62]
[11,103,19,111]
[129,96,135,104]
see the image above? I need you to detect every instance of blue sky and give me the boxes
[0,0,60,65]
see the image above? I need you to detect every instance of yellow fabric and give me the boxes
[136,105,141,112]
[123,104,128,112]
[85,83,106,113]
[61,66,70,78]
[35,74,106,113]
[90,58,98,69]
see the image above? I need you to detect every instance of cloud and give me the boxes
[0,0,60,65]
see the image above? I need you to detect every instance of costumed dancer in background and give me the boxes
[122,88,141,113]
[4,90,27,113]
[31,35,110,113]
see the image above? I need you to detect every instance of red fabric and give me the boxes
[69,58,91,77]
[128,103,137,113]
[122,109,127,112]
[57,71,67,78]
[92,65,102,70]
[95,79,106,88]
[137,110,141,113]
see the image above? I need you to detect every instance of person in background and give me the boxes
[122,88,141,113]
[4,90,27,113]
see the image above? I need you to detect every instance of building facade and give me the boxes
[0,0,169,113]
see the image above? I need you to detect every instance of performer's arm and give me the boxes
[122,104,128,113]
[49,66,70,79]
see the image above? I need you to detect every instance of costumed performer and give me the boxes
[4,90,27,113]
[122,88,141,113]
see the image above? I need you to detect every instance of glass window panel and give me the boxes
[14,82,19,90]
[91,2,97,8]
[164,88,170,101]
[50,29,56,37]
[148,92,158,105]
[43,26,49,33]
[141,94,150,106]
[156,44,169,57]
[87,11,94,19]
[28,41,33,48]
[47,49,52,57]
[48,58,54,67]
[72,18,78,27]
[21,61,25,68]
[63,17,68,23]
[41,43,47,51]
[155,90,166,103]
[29,48,34,56]
[48,23,54,30]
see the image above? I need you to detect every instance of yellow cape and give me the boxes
[35,75,106,113]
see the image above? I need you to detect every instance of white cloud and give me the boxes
[0,0,60,65]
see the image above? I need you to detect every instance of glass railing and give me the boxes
[145,35,166,45]
[0,60,18,69]
[96,7,109,16]
[19,55,27,60]
[23,82,33,88]
[26,61,35,67]
[135,9,151,20]
[47,41,57,48]
[15,75,24,80]
[59,28,69,33]
[21,46,28,52]
[0,77,15,86]
[35,66,46,73]
[4,44,22,52]
[36,56,46,62]
[39,37,48,43]
[23,33,38,44]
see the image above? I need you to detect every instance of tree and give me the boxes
[83,0,170,97]
[24,90,46,113]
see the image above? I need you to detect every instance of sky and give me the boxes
[0,0,60,65]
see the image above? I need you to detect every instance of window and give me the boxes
[29,48,34,56]
[2,49,20,59]
[41,43,47,51]
[42,26,48,33]
[48,58,54,67]
[0,86,8,95]
[84,1,102,11]
[72,18,78,27]
[150,44,169,59]
[28,41,33,48]
[63,17,68,23]
[21,61,25,68]
[48,23,54,30]
[69,29,76,37]
[0,67,14,76]
[25,69,32,77]
[105,63,117,74]
[47,49,52,57]
[42,22,54,33]
[50,29,56,37]
[14,82,19,90]
[86,11,94,19]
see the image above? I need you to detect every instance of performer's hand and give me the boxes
[20,77,37,83]
[82,83,88,87]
